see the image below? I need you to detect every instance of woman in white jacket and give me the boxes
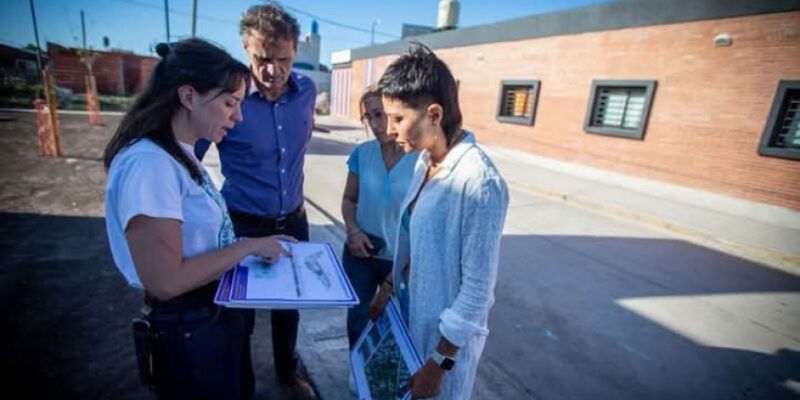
[369,45,509,399]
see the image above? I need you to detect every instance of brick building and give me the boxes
[47,43,158,96]
[330,0,800,215]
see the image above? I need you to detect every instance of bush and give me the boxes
[0,82,134,111]
[0,83,73,108]
[71,93,134,111]
[315,92,330,115]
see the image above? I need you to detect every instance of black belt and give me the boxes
[147,305,218,324]
[229,205,305,232]
[144,281,219,323]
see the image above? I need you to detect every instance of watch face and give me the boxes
[441,357,455,371]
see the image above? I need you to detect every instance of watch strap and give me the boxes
[429,351,456,371]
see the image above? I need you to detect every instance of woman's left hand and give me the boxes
[408,359,445,399]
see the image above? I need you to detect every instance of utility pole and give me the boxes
[28,0,43,80]
[370,18,381,46]
[29,0,63,157]
[164,0,170,42]
[81,10,87,49]
[191,0,197,38]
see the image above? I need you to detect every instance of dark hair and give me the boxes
[377,44,462,145]
[240,3,300,46]
[103,38,250,183]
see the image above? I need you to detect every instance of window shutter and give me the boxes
[501,86,532,117]
[594,87,647,129]
[776,91,800,148]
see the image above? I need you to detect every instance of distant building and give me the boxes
[294,20,331,94]
[47,42,158,96]
[330,0,800,215]
[0,43,47,85]
[402,24,435,39]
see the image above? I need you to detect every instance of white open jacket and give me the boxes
[392,132,509,399]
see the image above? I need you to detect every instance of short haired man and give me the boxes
[195,4,317,399]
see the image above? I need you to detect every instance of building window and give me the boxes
[759,80,800,161]
[584,80,656,139]
[496,80,539,126]
[15,59,37,71]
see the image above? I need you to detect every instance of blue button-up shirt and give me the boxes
[196,71,316,217]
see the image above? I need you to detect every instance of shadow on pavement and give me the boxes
[0,212,334,400]
[314,123,361,132]
[477,234,800,400]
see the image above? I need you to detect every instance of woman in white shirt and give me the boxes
[103,38,292,400]
[370,46,509,399]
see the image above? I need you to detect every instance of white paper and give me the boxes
[214,241,358,309]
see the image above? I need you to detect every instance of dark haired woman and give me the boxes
[370,46,509,399]
[104,38,293,399]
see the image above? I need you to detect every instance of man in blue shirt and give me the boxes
[195,4,317,399]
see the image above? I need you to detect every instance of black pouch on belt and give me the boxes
[131,316,157,387]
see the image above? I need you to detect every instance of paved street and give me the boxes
[1,111,799,399]
[301,123,800,400]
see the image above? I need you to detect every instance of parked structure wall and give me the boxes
[340,10,800,210]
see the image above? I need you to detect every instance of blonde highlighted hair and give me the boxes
[359,84,382,120]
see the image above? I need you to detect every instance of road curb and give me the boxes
[507,178,800,276]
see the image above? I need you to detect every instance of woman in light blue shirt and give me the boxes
[341,85,418,347]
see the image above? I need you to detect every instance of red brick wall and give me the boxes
[351,11,800,210]
[121,53,158,94]
[47,43,158,96]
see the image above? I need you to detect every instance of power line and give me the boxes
[279,3,398,39]
[106,0,399,42]
[107,0,238,27]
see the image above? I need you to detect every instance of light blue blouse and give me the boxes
[347,140,418,260]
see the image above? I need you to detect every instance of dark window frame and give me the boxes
[495,79,540,126]
[584,79,657,140]
[758,80,800,161]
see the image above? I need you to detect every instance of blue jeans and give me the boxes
[342,245,392,347]
[147,283,254,400]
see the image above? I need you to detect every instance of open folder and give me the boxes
[215,241,359,309]
[350,297,423,400]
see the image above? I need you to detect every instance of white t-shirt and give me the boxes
[104,139,234,289]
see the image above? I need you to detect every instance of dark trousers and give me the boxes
[342,245,392,347]
[229,207,309,382]
[148,282,255,400]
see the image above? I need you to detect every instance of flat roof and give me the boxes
[337,0,800,64]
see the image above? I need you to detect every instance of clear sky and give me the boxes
[1,0,612,67]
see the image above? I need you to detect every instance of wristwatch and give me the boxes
[429,351,456,371]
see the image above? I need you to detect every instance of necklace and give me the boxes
[430,130,466,167]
